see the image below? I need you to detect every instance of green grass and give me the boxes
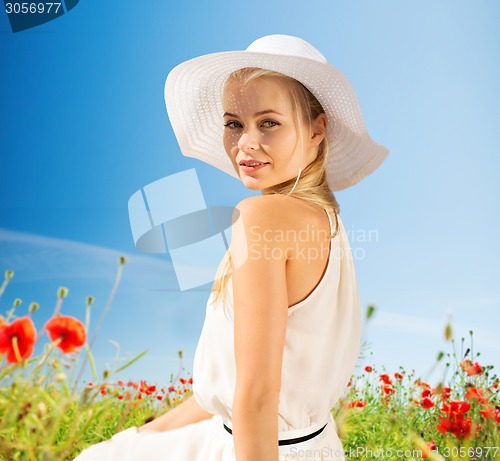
[0,261,498,460]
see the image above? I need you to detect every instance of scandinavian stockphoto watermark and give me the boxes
[128,169,236,292]
[245,224,378,264]
[345,224,379,262]
[288,446,425,459]
[3,0,79,33]
[286,445,500,459]
[128,168,380,291]
[246,224,332,264]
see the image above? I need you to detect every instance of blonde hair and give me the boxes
[211,67,340,305]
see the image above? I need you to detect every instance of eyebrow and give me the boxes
[223,109,284,118]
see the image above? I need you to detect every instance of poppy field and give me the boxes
[0,258,498,460]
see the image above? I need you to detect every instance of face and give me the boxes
[222,77,323,193]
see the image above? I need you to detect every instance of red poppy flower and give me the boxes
[45,315,86,353]
[348,399,366,408]
[460,359,483,376]
[394,372,403,380]
[448,400,471,414]
[421,397,435,409]
[464,387,487,404]
[422,440,437,459]
[188,377,193,385]
[468,362,482,376]
[436,415,452,434]
[440,386,451,401]
[0,316,37,363]
[139,380,156,395]
[379,374,392,385]
[421,389,432,398]
[438,398,476,439]
[437,414,472,440]
[382,384,395,395]
[427,441,437,451]
[442,400,471,416]
[479,405,496,420]
[364,365,373,373]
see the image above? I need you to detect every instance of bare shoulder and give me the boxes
[229,195,326,270]
[232,194,305,231]
[229,195,305,269]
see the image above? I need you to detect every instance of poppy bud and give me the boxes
[119,256,127,265]
[29,302,39,314]
[444,311,453,341]
[5,270,14,280]
[366,305,375,320]
[444,323,452,341]
[58,287,69,299]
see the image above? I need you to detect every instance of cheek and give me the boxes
[223,133,238,158]
[265,130,298,157]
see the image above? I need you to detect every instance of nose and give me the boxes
[237,129,259,152]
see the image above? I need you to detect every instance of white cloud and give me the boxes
[0,228,178,288]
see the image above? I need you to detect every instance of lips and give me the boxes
[239,160,270,167]
[239,161,270,173]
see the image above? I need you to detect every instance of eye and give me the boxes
[223,120,242,129]
[262,120,279,128]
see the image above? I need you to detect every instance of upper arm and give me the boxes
[230,196,290,405]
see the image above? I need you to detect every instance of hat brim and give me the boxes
[165,50,388,191]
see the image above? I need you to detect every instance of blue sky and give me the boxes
[1,1,499,389]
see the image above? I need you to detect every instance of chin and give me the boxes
[241,181,263,191]
[238,176,268,190]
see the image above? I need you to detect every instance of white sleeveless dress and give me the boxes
[73,210,361,461]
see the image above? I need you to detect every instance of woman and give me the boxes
[73,34,388,461]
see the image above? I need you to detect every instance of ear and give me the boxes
[309,113,327,148]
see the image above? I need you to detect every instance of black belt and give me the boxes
[223,422,328,446]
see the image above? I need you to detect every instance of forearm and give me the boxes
[137,395,213,432]
[232,395,279,461]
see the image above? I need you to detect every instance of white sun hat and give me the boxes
[164,34,388,191]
